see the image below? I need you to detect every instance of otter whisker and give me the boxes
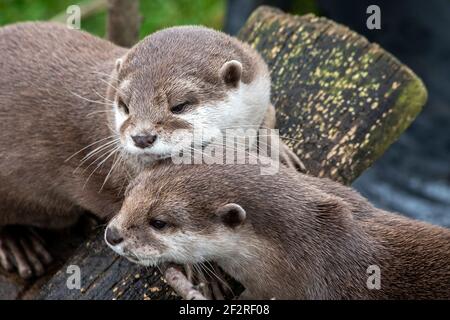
[200,261,234,297]
[236,134,305,145]
[191,264,212,299]
[93,89,116,104]
[183,144,262,165]
[69,90,115,106]
[99,149,123,192]
[117,157,130,197]
[217,127,304,145]
[90,70,119,81]
[65,135,116,162]
[76,140,119,171]
[98,78,125,96]
[130,251,154,274]
[76,139,120,170]
[187,142,263,164]
[83,146,120,188]
[86,110,114,118]
[77,143,119,175]
[82,142,120,172]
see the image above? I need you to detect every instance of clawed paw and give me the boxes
[280,143,306,173]
[183,263,234,300]
[0,226,53,279]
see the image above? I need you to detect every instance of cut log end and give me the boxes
[239,6,427,185]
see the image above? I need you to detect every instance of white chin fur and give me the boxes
[106,241,162,267]
[179,73,271,135]
[122,138,175,162]
[114,103,127,133]
[126,256,161,267]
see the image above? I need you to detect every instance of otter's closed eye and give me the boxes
[170,102,190,114]
[149,219,168,230]
[118,98,129,115]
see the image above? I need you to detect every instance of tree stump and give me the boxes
[37,6,427,300]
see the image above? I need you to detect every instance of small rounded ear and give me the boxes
[215,203,246,228]
[115,58,123,73]
[219,60,242,88]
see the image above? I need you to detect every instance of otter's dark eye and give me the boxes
[170,102,189,114]
[118,98,129,115]
[150,219,167,230]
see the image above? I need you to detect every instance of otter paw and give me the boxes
[0,226,53,279]
[190,263,232,300]
[280,143,306,173]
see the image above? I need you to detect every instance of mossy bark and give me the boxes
[37,6,427,300]
[239,6,427,184]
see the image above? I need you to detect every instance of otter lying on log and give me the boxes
[105,162,450,300]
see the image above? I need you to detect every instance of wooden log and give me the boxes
[239,6,426,185]
[38,231,177,300]
[37,6,427,300]
[106,0,141,47]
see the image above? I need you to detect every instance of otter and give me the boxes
[0,22,298,278]
[106,163,450,299]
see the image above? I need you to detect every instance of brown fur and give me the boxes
[0,22,127,226]
[0,21,282,278]
[0,22,271,227]
[111,163,450,300]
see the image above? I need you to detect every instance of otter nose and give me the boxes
[105,226,123,246]
[131,134,157,149]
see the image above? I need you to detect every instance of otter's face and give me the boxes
[110,57,270,164]
[104,176,247,267]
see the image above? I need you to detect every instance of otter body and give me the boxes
[0,23,126,225]
[107,164,450,299]
[0,22,280,277]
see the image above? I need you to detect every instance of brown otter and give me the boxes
[0,22,299,278]
[106,163,450,299]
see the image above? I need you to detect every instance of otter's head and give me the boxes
[104,165,253,267]
[107,26,270,164]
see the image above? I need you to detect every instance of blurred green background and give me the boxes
[0,0,226,38]
[0,0,317,37]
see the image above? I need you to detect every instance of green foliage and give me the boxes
[0,0,225,37]
[0,0,76,23]
[0,0,318,38]
[139,0,225,37]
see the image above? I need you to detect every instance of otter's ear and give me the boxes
[115,58,123,73]
[220,60,242,88]
[215,203,246,228]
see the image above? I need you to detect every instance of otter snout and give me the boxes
[105,225,124,246]
[131,134,157,149]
